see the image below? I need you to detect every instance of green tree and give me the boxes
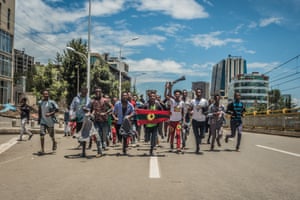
[31,63,67,103]
[91,63,115,96]
[59,38,88,105]
[122,80,131,94]
[58,38,120,104]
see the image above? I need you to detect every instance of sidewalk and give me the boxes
[0,116,64,135]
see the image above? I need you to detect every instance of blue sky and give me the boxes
[15,0,300,104]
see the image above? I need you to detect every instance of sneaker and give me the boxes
[217,140,221,147]
[37,151,45,155]
[225,136,229,143]
[196,146,200,153]
[149,149,153,156]
[28,134,33,140]
[80,153,86,157]
[95,153,102,158]
[52,142,57,151]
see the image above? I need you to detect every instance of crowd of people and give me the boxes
[18,84,246,157]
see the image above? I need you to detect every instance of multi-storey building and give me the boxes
[14,49,34,74]
[0,0,15,104]
[91,53,131,97]
[105,56,131,83]
[210,55,247,100]
[13,49,34,101]
[229,72,269,108]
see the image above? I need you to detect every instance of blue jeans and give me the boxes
[94,121,109,148]
[228,120,243,149]
[192,120,206,151]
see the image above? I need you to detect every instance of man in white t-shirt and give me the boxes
[164,82,184,153]
[190,88,208,154]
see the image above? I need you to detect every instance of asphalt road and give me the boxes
[0,129,299,200]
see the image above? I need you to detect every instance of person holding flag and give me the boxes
[141,91,163,155]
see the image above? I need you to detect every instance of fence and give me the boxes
[241,108,300,132]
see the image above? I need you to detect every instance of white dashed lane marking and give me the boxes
[256,145,300,157]
[149,156,161,178]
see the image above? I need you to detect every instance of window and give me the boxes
[0,29,12,53]
[0,3,2,25]
[7,8,10,29]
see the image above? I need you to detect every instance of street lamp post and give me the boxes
[118,37,139,99]
[133,72,146,94]
[66,46,88,94]
[66,0,91,96]
[87,0,91,97]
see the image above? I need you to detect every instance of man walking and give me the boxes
[164,82,184,153]
[19,97,33,141]
[70,87,91,155]
[112,92,135,154]
[225,92,246,151]
[208,94,225,151]
[190,88,208,154]
[90,87,112,157]
[37,89,59,155]
[143,91,163,155]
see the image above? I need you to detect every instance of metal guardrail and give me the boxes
[242,108,300,131]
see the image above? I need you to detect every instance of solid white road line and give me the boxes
[149,156,160,178]
[0,137,18,154]
[256,145,300,157]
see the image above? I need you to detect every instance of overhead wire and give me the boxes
[268,55,300,93]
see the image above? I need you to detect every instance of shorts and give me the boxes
[40,124,55,137]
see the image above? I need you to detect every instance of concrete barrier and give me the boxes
[12,119,17,127]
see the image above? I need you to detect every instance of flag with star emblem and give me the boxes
[135,109,170,126]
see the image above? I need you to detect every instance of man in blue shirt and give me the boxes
[112,92,134,154]
[225,92,246,151]
[37,89,59,155]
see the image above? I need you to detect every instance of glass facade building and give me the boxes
[229,72,269,108]
[210,55,247,99]
[0,0,14,104]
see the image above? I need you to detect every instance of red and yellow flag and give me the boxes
[135,109,170,126]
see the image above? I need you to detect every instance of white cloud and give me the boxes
[14,0,168,62]
[259,17,282,27]
[153,23,186,36]
[127,58,210,83]
[248,21,257,29]
[90,0,126,16]
[231,24,244,34]
[135,0,209,19]
[203,0,214,7]
[128,58,183,73]
[247,62,279,73]
[187,31,243,49]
